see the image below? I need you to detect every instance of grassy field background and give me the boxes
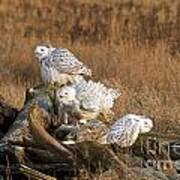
[0,0,180,136]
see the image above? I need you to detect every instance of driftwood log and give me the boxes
[0,85,179,179]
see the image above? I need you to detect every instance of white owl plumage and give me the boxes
[56,79,120,123]
[33,44,153,148]
[106,114,153,147]
[34,44,92,85]
[72,79,120,113]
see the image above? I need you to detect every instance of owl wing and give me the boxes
[73,79,120,112]
[80,95,100,112]
[106,118,140,147]
[51,48,92,76]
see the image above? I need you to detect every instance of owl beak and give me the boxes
[34,51,41,58]
[34,51,43,64]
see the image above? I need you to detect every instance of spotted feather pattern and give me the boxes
[35,45,92,84]
[106,114,153,147]
[50,48,92,76]
[72,79,120,112]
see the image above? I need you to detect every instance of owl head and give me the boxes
[129,114,153,133]
[56,86,76,105]
[34,44,54,60]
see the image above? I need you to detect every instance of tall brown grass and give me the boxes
[0,0,179,135]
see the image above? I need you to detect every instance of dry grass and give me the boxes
[0,0,180,179]
[0,0,180,146]
[0,0,180,132]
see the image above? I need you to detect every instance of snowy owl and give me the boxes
[56,79,120,124]
[106,114,153,148]
[55,86,80,125]
[34,44,92,85]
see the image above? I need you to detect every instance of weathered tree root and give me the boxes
[19,164,57,180]
[28,104,73,160]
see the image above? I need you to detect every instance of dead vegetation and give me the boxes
[0,0,180,178]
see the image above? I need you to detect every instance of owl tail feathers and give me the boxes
[19,164,57,180]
